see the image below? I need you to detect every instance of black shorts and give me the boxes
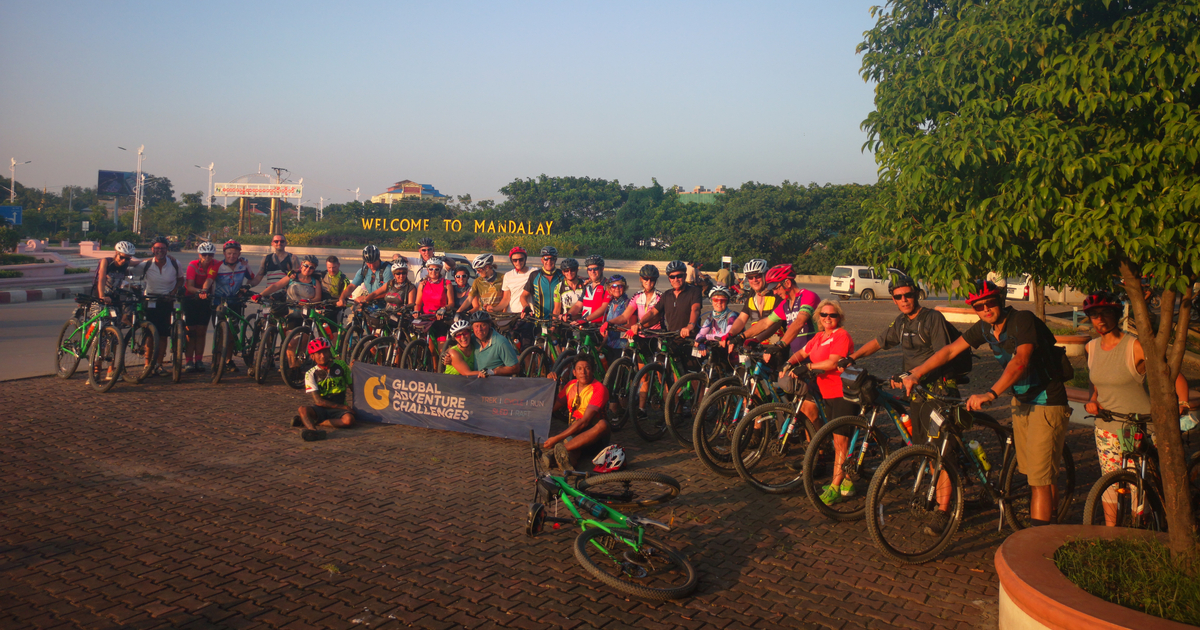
[569,431,612,467]
[183,298,211,327]
[144,303,172,337]
[823,398,860,424]
[304,405,352,423]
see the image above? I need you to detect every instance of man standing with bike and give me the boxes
[136,237,184,376]
[295,338,354,442]
[254,234,300,288]
[903,280,1070,529]
[337,245,392,308]
[723,259,780,347]
[543,355,612,471]
[753,264,819,356]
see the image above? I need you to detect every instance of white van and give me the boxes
[830,266,917,301]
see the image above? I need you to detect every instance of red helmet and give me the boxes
[764,264,795,287]
[1082,291,1121,314]
[307,338,331,355]
[508,246,527,258]
[966,280,1004,305]
[223,239,241,250]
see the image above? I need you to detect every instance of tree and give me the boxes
[140,174,176,207]
[858,0,1199,554]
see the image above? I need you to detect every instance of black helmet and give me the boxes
[540,245,558,258]
[469,310,493,325]
[301,255,319,268]
[585,255,604,268]
[665,260,687,275]
[362,245,380,263]
[559,258,579,271]
[152,236,169,246]
[639,264,660,280]
[418,237,434,248]
[888,274,919,295]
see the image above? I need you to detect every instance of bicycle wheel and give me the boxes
[401,337,435,372]
[705,375,741,395]
[1001,441,1076,530]
[1081,469,1166,530]
[170,319,186,383]
[629,364,671,442]
[731,403,815,495]
[55,318,83,379]
[280,326,315,389]
[865,444,964,564]
[551,351,578,381]
[339,324,364,362]
[576,471,681,508]
[359,336,396,367]
[241,313,259,366]
[602,357,635,431]
[573,527,697,600]
[253,324,277,384]
[88,325,125,393]
[692,386,754,477]
[518,346,550,378]
[349,334,377,363]
[803,415,891,520]
[664,372,707,447]
[122,322,159,384]
[210,320,230,385]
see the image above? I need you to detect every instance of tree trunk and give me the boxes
[1120,261,1195,559]
[1033,282,1046,321]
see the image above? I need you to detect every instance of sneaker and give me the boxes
[184,362,198,374]
[195,362,207,373]
[539,452,555,473]
[553,442,571,471]
[225,361,238,374]
[818,484,842,506]
[923,510,950,537]
[839,479,856,497]
[291,415,304,428]
[301,429,327,442]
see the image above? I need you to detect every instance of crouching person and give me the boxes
[295,338,354,442]
[542,355,612,471]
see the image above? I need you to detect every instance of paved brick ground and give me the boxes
[2,302,1105,630]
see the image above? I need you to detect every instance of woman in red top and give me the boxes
[784,298,858,505]
[183,242,221,372]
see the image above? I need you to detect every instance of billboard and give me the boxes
[97,170,136,196]
[214,183,302,199]
[402,183,422,195]
[0,206,21,226]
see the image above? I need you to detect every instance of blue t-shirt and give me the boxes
[475,333,519,371]
[352,264,393,294]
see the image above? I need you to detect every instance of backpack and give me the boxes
[907,308,973,380]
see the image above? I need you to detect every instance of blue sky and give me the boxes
[1,1,881,205]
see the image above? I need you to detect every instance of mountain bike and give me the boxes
[549,321,608,384]
[251,297,290,385]
[727,363,827,494]
[120,288,160,385]
[143,293,187,383]
[400,308,452,373]
[664,339,737,448]
[601,329,648,432]
[357,303,417,367]
[280,300,346,389]
[55,295,109,380]
[864,382,1076,564]
[87,288,151,393]
[210,293,260,385]
[517,317,572,378]
[526,431,696,600]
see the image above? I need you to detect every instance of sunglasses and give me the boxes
[542,256,556,261]
[455,274,467,279]
[746,274,763,281]
[420,248,433,252]
[668,273,686,280]
[819,312,841,319]
[511,256,526,263]
[971,299,1000,312]
[891,291,916,301]
[302,265,314,270]
[587,267,601,272]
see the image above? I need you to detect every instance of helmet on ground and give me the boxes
[743,259,769,276]
[609,274,627,288]
[585,255,604,268]
[391,259,409,273]
[425,256,443,269]
[115,241,137,255]
[362,245,380,263]
[888,274,919,294]
[1082,291,1122,314]
[223,239,241,251]
[665,260,687,275]
[540,245,558,258]
[449,319,472,336]
[418,237,435,248]
[472,253,494,270]
[508,246,527,258]
[966,280,1005,305]
[301,255,319,268]
[196,242,216,255]
[307,338,331,355]
[469,310,493,325]
[591,444,626,473]
[764,264,794,286]
[559,258,579,271]
[708,286,732,300]
[639,264,660,280]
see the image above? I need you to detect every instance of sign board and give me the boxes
[721,256,732,264]
[214,183,302,199]
[402,183,422,195]
[82,220,90,232]
[0,206,21,226]
[97,170,136,196]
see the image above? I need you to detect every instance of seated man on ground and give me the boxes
[542,355,611,471]
[295,338,354,442]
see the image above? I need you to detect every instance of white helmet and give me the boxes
[449,319,471,337]
[472,253,494,270]
[197,242,217,255]
[591,444,626,473]
[391,259,409,273]
[425,256,443,269]
[743,259,768,275]
[114,241,136,256]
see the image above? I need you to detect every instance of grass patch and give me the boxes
[1050,326,1081,336]
[1055,536,1200,625]
[0,269,23,278]
[0,253,38,265]
[65,267,91,274]
[1068,366,1090,389]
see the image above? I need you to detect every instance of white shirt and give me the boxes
[503,267,531,312]
[141,257,183,295]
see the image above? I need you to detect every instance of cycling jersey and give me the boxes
[304,359,352,404]
[93,256,132,297]
[444,344,476,375]
[558,378,609,422]
[503,268,531,313]
[469,272,505,310]
[523,268,564,318]
[286,273,320,303]
[385,280,415,305]
[185,258,220,293]
[605,294,631,348]
[697,308,737,343]
[739,293,779,323]
[657,285,703,332]
[767,288,820,352]
[214,258,255,299]
[322,271,350,298]
[578,283,611,320]
[556,280,585,314]
[632,290,662,330]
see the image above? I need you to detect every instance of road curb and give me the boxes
[0,286,90,305]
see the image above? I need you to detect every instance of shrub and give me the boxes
[492,234,580,257]
[0,269,23,278]
[65,267,91,274]
[0,253,38,265]
[0,226,19,253]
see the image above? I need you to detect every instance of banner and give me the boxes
[214,183,302,198]
[97,170,136,196]
[353,363,554,441]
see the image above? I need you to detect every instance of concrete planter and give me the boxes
[1055,334,1090,357]
[996,524,1191,629]
[935,305,978,324]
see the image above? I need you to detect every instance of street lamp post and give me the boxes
[346,187,360,202]
[9,158,31,203]
[194,162,215,206]
[118,145,145,232]
[318,197,327,221]
[297,199,311,221]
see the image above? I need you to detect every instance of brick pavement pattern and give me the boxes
[1,304,1100,629]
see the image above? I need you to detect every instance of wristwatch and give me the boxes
[486,368,495,376]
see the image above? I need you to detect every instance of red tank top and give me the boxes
[420,279,449,314]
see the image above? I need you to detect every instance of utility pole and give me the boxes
[195,162,215,206]
[9,158,31,203]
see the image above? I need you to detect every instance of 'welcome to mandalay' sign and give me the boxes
[359,218,553,235]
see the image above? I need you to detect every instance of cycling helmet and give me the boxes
[362,244,381,263]
[888,274,919,294]
[114,241,136,256]
[585,255,604,268]
[391,259,409,273]
[743,259,769,276]
[449,319,472,337]
[1082,291,1122,314]
[508,246,527,258]
[559,258,579,272]
[469,310,493,325]
[472,253,494,270]
[301,255,319,268]
[609,274,627,288]
[665,260,687,275]
[540,245,558,258]
[307,338,331,355]
[966,280,1005,305]
[152,236,169,247]
[591,444,626,473]
[418,237,435,248]
[764,264,794,285]
[638,264,660,280]
[425,256,444,269]
[196,242,216,255]
[223,239,241,250]
[708,286,732,299]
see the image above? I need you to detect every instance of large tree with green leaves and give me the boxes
[858,0,1199,553]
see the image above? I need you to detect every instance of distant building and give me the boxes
[370,180,449,204]
[676,185,726,205]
